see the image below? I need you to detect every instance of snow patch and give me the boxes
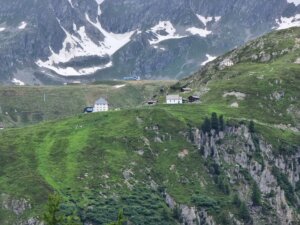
[95,0,105,16]
[12,78,25,86]
[36,21,115,76]
[85,14,135,56]
[95,0,105,4]
[215,16,222,22]
[187,14,221,38]
[38,62,112,77]
[275,14,300,30]
[201,54,217,66]
[196,14,221,25]
[148,21,187,45]
[196,15,213,26]
[0,27,5,32]
[114,84,126,89]
[186,27,212,37]
[18,21,27,30]
[37,8,135,77]
[73,23,77,31]
[287,0,300,6]
[223,92,246,100]
[67,0,74,8]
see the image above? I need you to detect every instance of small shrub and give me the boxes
[238,202,252,224]
[217,176,231,195]
[249,121,255,133]
[217,211,234,225]
[240,168,252,182]
[201,117,211,134]
[219,115,225,132]
[272,167,295,205]
[191,195,219,211]
[172,206,182,222]
[211,112,219,133]
[252,182,261,206]
[232,194,241,207]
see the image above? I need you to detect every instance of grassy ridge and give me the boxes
[176,27,300,128]
[0,80,174,127]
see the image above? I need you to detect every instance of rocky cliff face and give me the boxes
[191,125,300,224]
[0,0,300,84]
[0,114,299,225]
[0,193,42,225]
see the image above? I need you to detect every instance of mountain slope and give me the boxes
[1,0,300,84]
[1,27,300,225]
[0,106,299,225]
[175,27,300,130]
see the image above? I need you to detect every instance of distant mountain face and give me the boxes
[0,0,300,84]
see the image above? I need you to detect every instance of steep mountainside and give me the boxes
[174,27,300,130]
[1,25,300,225]
[1,0,300,84]
[0,107,299,225]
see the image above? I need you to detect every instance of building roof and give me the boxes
[84,107,94,112]
[166,95,182,100]
[189,95,200,99]
[95,98,108,105]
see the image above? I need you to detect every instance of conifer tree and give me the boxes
[108,209,126,225]
[219,115,224,132]
[252,182,261,206]
[43,194,63,225]
[211,112,219,132]
[249,120,255,133]
[201,117,211,134]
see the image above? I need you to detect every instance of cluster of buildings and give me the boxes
[146,94,199,105]
[86,88,198,113]
[165,95,200,104]
[83,97,109,113]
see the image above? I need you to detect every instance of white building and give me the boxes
[93,98,109,112]
[166,95,182,104]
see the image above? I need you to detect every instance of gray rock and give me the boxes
[0,0,299,84]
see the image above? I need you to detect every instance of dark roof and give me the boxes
[83,107,94,112]
[189,95,200,99]
[95,98,108,105]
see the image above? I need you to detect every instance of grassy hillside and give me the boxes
[0,104,299,224]
[0,107,211,224]
[0,80,174,127]
[174,27,300,129]
[1,28,300,225]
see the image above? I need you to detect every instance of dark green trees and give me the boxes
[249,121,255,133]
[211,112,219,132]
[219,115,224,132]
[201,117,211,133]
[107,209,126,225]
[201,113,225,134]
[43,194,63,225]
[43,193,81,225]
